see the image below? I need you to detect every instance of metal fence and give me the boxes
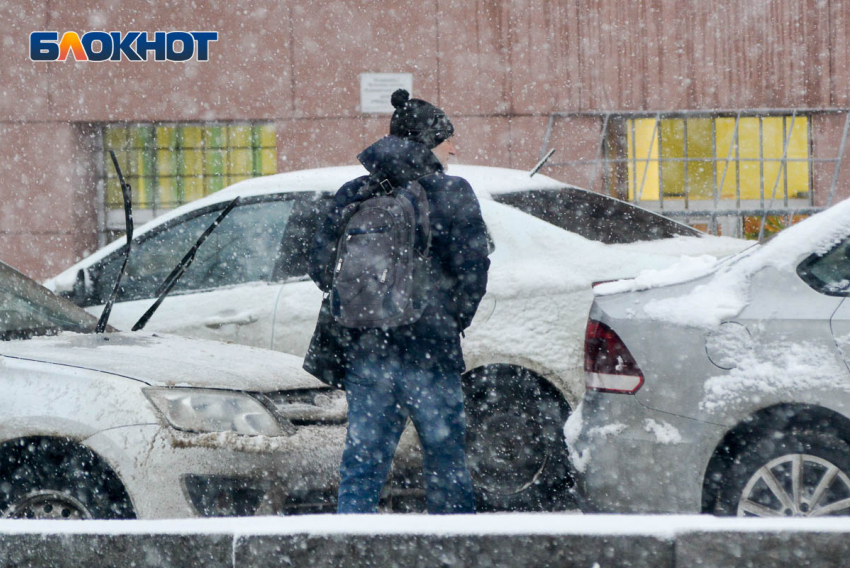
[537,108,850,241]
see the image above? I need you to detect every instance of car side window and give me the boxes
[273,195,334,281]
[797,236,850,296]
[90,199,295,304]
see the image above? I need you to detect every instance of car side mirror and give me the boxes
[72,268,87,306]
[484,226,496,256]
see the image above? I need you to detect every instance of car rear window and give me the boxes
[492,188,699,244]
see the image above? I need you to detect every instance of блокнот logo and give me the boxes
[30,31,218,62]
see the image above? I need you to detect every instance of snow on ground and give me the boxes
[1,513,850,537]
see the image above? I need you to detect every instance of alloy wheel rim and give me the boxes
[2,490,93,520]
[737,453,850,517]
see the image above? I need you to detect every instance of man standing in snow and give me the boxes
[306,89,490,514]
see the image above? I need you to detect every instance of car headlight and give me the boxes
[144,388,287,436]
[260,389,348,424]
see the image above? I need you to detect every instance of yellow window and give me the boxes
[105,177,123,209]
[228,125,252,148]
[182,176,205,202]
[258,124,276,148]
[627,115,809,203]
[180,126,203,149]
[104,127,127,150]
[157,177,178,209]
[627,118,660,201]
[205,126,224,149]
[260,148,277,175]
[227,149,253,176]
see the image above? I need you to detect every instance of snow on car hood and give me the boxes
[0,332,326,392]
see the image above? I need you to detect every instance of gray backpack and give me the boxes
[330,177,432,328]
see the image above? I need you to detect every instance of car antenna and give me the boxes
[529,148,556,177]
[95,151,134,333]
[131,197,240,331]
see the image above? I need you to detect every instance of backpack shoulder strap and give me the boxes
[399,178,431,257]
[353,175,385,200]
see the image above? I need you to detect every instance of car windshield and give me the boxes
[0,262,99,340]
[491,187,700,244]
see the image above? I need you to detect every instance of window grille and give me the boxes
[536,110,849,240]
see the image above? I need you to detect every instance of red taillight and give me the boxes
[584,319,644,394]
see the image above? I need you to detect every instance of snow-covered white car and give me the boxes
[0,259,347,519]
[569,197,850,517]
[48,165,749,509]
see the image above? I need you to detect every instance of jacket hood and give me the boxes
[357,135,443,187]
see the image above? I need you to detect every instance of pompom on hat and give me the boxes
[389,89,454,150]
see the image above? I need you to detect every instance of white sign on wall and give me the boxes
[360,73,413,114]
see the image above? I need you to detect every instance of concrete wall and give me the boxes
[2,515,850,568]
[3,0,850,278]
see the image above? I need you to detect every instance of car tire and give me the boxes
[462,365,574,511]
[714,426,850,517]
[0,438,135,520]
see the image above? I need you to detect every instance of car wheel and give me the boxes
[0,438,135,520]
[462,365,574,511]
[715,428,850,517]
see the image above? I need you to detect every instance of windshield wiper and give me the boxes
[95,151,133,333]
[131,197,240,331]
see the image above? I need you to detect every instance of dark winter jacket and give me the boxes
[304,135,490,379]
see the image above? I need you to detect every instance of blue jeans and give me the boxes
[337,358,476,514]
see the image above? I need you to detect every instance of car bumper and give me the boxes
[569,392,725,514]
[84,423,347,519]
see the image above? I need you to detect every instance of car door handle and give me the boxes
[203,313,260,329]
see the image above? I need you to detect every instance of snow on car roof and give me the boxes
[214,164,568,200]
[481,199,691,296]
[596,196,850,327]
[45,165,569,290]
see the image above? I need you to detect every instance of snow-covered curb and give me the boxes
[2,513,850,537]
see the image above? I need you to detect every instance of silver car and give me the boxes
[0,259,347,519]
[568,198,850,517]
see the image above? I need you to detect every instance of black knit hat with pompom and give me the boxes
[389,89,454,149]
